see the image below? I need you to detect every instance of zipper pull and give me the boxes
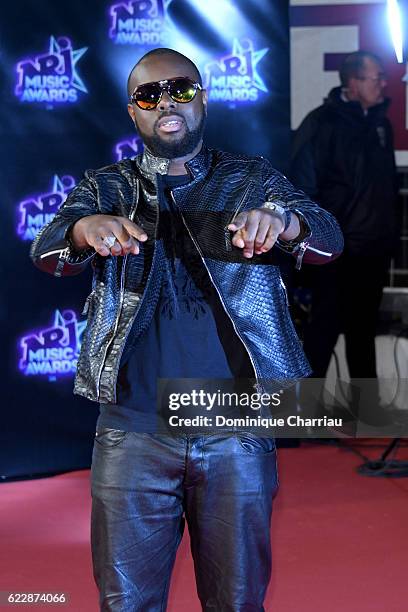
[295,242,307,270]
[54,246,70,277]
[82,295,91,316]
[224,227,232,252]
[82,287,97,315]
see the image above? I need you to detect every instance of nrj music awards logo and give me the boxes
[17,175,76,241]
[15,36,88,104]
[19,310,86,380]
[205,39,269,104]
[114,134,144,160]
[109,0,172,45]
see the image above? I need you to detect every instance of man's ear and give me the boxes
[127,103,136,124]
[345,78,358,97]
[202,89,208,112]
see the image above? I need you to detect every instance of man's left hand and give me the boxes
[227,209,286,258]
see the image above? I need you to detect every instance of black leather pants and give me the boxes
[91,430,279,611]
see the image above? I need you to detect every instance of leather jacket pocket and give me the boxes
[95,427,128,448]
[235,432,276,454]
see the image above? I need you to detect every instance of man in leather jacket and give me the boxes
[31,48,343,611]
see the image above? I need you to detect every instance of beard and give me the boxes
[135,111,206,159]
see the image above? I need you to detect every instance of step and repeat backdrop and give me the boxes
[1,0,290,478]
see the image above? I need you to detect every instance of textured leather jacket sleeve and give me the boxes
[30,171,98,277]
[261,158,344,267]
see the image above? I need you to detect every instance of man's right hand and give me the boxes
[70,215,148,257]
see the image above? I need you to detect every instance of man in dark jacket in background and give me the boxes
[291,51,398,384]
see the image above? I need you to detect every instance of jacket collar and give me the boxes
[325,86,391,122]
[184,143,212,179]
[135,143,212,183]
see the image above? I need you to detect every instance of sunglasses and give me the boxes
[130,77,203,110]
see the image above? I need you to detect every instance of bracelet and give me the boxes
[278,214,311,246]
[261,201,291,233]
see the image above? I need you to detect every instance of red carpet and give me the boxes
[1,441,407,611]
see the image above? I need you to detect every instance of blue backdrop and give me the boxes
[1,0,290,479]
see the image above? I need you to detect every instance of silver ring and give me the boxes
[102,235,116,249]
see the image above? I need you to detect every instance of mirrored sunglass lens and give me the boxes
[136,99,157,110]
[135,83,161,109]
[169,79,196,102]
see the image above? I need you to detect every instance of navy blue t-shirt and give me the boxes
[97,173,252,431]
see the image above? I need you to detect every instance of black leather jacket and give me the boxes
[31,145,344,403]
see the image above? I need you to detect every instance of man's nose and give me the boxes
[158,90,176,111]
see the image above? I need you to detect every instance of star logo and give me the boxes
[48,36,88,93]
[15,36,88,103]
[17,175,76,241]
[50,174,76,194]
[109,0,173,44]
[231,38,269,92]
[18,309,87,380]
[204,38,269,104]
[53,310,87,353]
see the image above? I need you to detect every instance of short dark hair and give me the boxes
[127,48,202,97]
[339,51,383,87]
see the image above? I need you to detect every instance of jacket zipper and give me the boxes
[39,248,67,259]
[96,183,140,401]
[224,181,254,252]
[53,247,70,277]
[305,245,333,256]
[95,254,128,401]
[295,242,307,270]
[294,242,333,271]
[36,242,69,278]
[82,287,96,316]
[172,192,261,387]
[33,218,75,277]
